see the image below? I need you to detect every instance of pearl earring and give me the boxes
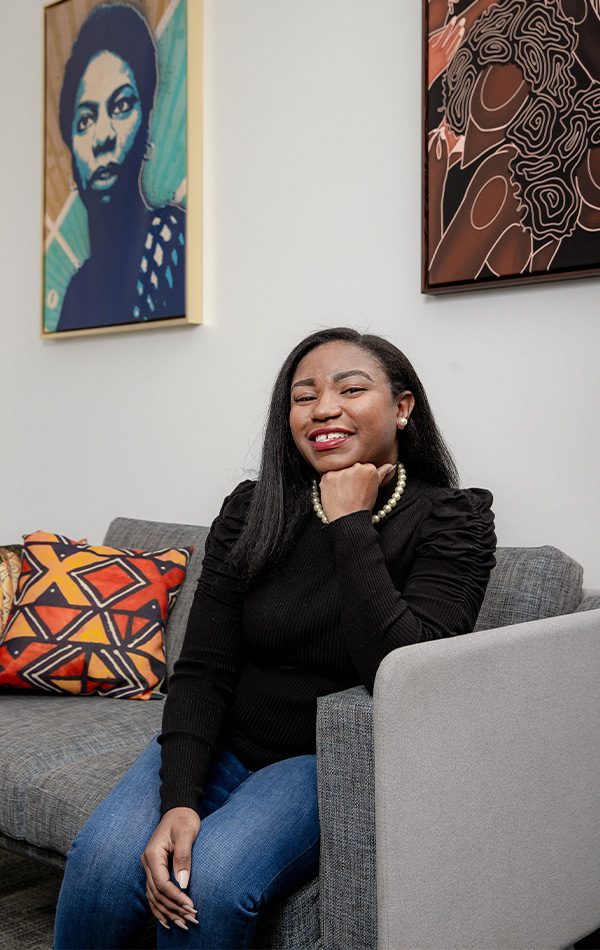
[397,417,408,428]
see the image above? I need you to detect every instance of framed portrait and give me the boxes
[42,0,202,336]
[422,0,600,294]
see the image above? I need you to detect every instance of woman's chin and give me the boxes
[310,454,359,475]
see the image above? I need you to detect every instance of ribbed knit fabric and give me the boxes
[159,477,496,815]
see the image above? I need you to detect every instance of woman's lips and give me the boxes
[90,164,119,190]
[309,431,355,451]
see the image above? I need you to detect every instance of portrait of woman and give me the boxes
[53,327,496,948]
[424,0,600,291]
[43,0,187,333]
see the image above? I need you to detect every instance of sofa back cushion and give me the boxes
[474,545,583,632]
[103,526,585,672]
[104,518,209,681]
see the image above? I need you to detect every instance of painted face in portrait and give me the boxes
[70,50,146,208]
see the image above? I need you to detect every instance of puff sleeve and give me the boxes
[325,487,496,692]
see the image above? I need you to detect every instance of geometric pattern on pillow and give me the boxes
[0,545,23,637]
[0,532,192,700]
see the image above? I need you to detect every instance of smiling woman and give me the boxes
[53,3,186,332]
[52,327,496,949]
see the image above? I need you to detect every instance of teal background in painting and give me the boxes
[43,0,187,333]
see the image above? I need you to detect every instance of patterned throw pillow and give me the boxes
[0,531,192,700]
[0,545,23,636]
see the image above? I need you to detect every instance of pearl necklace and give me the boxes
[311,463,407,525]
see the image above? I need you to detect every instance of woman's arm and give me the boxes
[325,484,496,692]
[158,481,254,815]
[141,482,253,929]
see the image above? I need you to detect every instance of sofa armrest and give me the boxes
[374,610,600,950]
[316,686,377,950]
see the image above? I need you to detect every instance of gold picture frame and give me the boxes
[42,0,202,337]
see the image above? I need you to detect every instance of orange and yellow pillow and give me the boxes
[0,531,192,700]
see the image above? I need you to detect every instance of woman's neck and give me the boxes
[87,193,149,259]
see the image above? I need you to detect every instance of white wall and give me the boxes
[2,1,599,586]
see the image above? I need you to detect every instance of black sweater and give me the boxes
[159,476,496,815]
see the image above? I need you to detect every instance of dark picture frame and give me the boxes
[422,0,600,295]
[42,0,202,336]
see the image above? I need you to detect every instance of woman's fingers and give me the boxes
[141,807,201,925]
[171,814,200,893]
[319,462,383,521]
[147,888,197,931]
[145,869,198,926]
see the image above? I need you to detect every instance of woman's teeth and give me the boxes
[314,432,348,442]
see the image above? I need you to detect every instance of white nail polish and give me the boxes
[177,870,190,890]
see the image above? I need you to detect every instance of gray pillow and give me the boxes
[475,545,583,632]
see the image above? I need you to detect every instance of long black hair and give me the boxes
[231,327,458,584]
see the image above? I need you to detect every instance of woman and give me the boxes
[53,327,496,948]
[56,4,185,332]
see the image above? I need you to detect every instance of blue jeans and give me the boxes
[53,739,319,949]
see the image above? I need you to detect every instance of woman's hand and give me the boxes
[141,806,201,931]
[319,462,396,523]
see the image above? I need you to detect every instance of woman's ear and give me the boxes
[396,391,415,429]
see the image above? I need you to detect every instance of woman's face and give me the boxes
[70,50,144,205]
[289,341,414,476]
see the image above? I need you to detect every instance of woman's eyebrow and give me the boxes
[75,98,98,112]
[291,377,314,390]
[109,83,138,102]
[291,369,374,391]
[332,370,374,383]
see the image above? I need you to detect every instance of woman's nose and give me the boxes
[311,393,342,420]
[93,111,116,156]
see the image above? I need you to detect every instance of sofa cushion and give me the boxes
[25,746,153,854]
[103,519,209,680]
[0,532,191,700]
[576,592,600,612]
[0,693,164,847]
[253,876,320,949]
[474,545,583,632]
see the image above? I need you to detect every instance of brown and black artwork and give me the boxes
[423,0,600,293]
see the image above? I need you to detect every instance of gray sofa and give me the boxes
[1,516,599,949]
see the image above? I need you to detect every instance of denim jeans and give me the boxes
[53,738,319,949]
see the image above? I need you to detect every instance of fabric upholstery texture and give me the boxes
[0,531,191,699]
[253,877,321,949]
[0,693,164,843]
[374,610,600,950]
[0,545,22,635]
[576,591,600,612]
[474,544,583,631]
[317,686,377,950]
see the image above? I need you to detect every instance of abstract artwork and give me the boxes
[42,0,202,336]
[423,0,600,293]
